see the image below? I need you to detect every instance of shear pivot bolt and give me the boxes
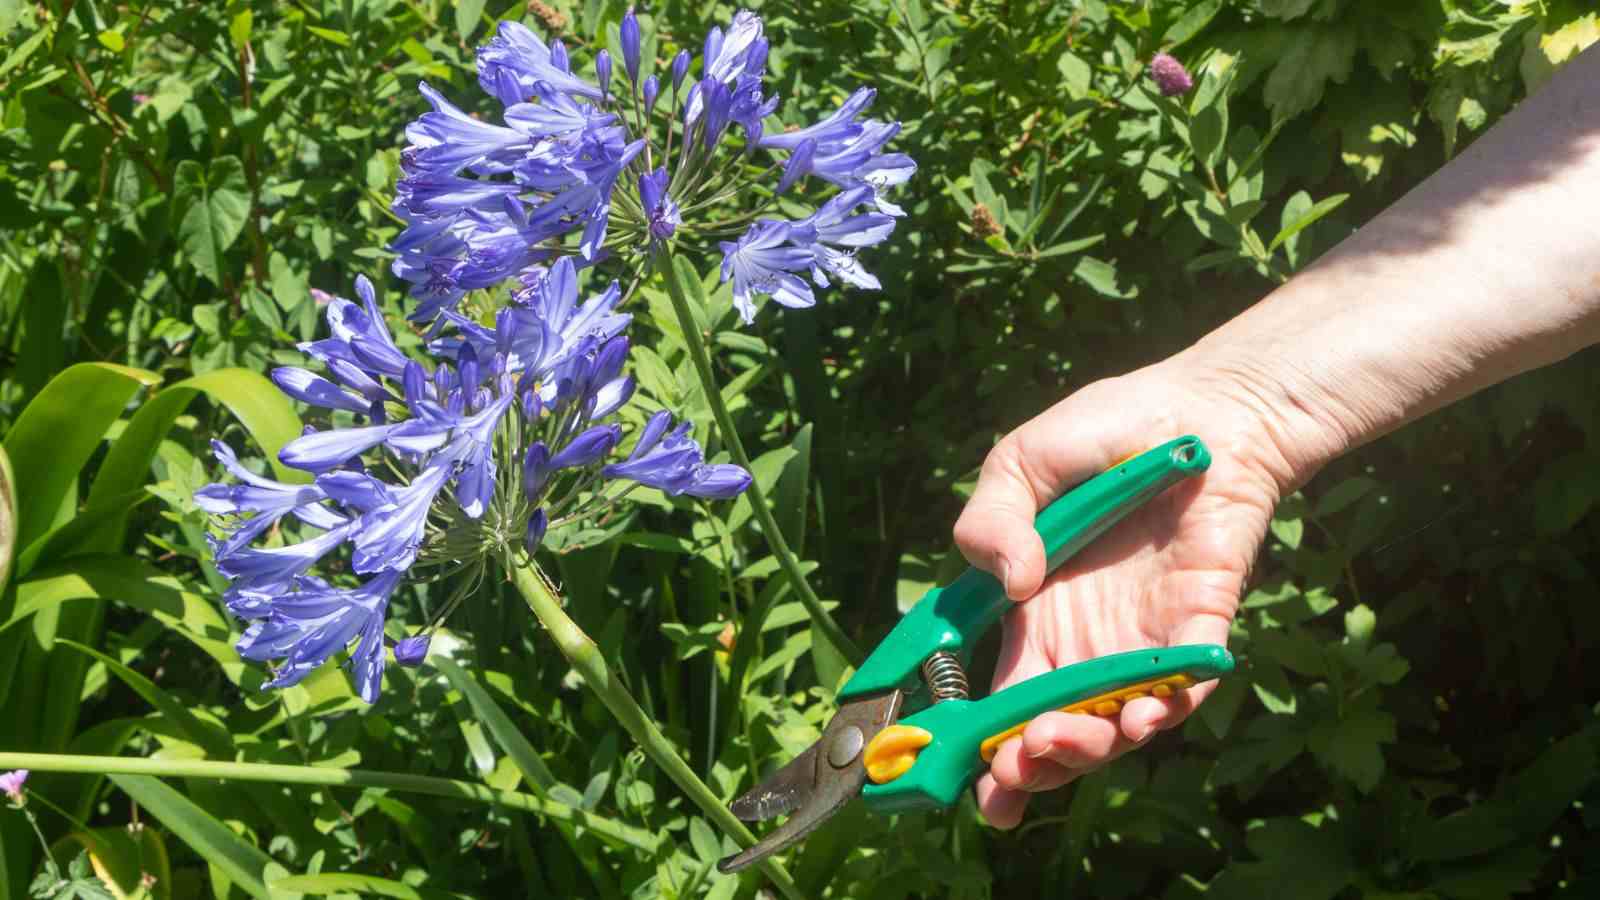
[829,726,865,768]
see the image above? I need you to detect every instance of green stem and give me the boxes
[508,553,804,900]
[0,752,656,853]
[656,251,864,665]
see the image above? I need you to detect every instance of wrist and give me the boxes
[1165,339,1359,495]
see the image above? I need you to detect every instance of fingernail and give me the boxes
[998,557,1014,597]
[1133,724,1155,743]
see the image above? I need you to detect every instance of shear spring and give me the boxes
[921,651,969,702]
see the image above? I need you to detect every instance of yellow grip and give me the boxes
[863,724,934,784]
[977,674,1197,763]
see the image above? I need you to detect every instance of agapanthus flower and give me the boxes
[386,8,911,328]
[199,276,749,701]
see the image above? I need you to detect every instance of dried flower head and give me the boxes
[1148,52,1193,97]
[527,0,566,32]
[970,203,1001,239]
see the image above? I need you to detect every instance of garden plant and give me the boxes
[1,1,1598,898]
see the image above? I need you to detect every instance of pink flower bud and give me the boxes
[1149,52,1193,97]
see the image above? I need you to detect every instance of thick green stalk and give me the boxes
[0,751,657,852]
[508,553,804,900]
[657,253,864,665]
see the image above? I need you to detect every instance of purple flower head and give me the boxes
[1,769,28,805]
[621,8,642,85]
[237,570,402,702]
[603,411,753,498]
[1149,52,1193,97]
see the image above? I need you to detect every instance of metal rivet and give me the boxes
[828,725,864,768]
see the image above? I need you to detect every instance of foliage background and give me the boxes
[2,0,1599,897]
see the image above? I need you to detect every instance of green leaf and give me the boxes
[1269,514,1303,549]
[54,639,233,758]
[271,873,472,900]
[1262,27,1357,122]
[171,157,250,286]
[1208,819,1354,900]
[107,775,276,900]
[1056,52,1091,100]
[2,363,159,551]
[1072,256,1137,299]
[434,657,557,792]
[455,0,487,40]
[1269,193,1348,252]
[1163,0,1224,47]
[1315,476,1376,516]
[771,424,813,557]
[1309,704,1395,792]
[228,9,252,49]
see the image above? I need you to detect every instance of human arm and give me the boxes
[955,45,1600,827]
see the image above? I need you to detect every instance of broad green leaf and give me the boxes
[1262,26,1357,122]
[6,555,243,679]
[1208,819,1354,900]
[1309,704,1395,792]
[89,367,309,522]
[2,363,159,551]
[1268,515,1303,549]
[171,157,250,285]
[1163,0,1224,47]
[107,775,276,900]
[271,873,471,900]
[455,0,488,40]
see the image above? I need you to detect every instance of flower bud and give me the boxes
[525,508,549,553]
[394,634,430,666]
[550,424,622,469]
[671,49,690,91]
[596,49,612,100]
[643,74,660,115]
[621,8,642,86]
[524,442,552,499]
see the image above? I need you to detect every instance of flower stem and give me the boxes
[656,250,864,666]
[507,554,804,900]
[0,752,658,853]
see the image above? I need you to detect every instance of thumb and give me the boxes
[952,411,1120,601]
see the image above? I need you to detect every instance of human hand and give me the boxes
[953,354,1314,828]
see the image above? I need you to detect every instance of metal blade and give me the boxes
[718,691,902,874]
[729,743,819,822]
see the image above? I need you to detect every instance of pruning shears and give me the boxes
[718,436,1235,873]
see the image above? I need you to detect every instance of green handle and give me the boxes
[837,436,1212,704]
[861,644,1234,813]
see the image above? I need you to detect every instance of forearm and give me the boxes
[1184,46,1600,489]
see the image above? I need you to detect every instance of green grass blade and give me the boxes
[107,774,276,900]
[434,657,559,792]
[270,873,474,900]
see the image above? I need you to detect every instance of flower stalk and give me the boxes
[507,552,804,899]
[657,249,863,665]
[0,752,657,852]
